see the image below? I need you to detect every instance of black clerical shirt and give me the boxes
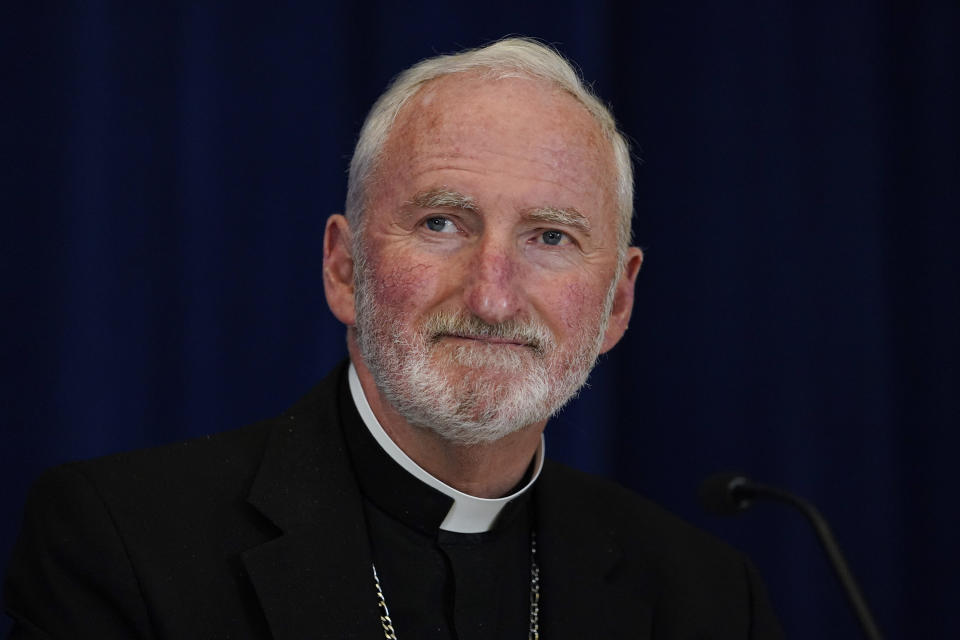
[338,374,535,640]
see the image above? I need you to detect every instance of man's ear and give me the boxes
[599,247,644,354]
[323,214,357,326]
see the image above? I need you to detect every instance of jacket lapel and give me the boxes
[240,365,382,639]
[535,462,654,639]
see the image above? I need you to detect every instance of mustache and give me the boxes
[423,311,554,355]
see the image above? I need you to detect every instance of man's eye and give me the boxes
[540,230,568,246]
[424,217,456,233]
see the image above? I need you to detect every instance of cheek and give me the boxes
[546,281,603,334]
[371,259,439,313]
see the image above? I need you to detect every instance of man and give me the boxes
[5,39,782,638]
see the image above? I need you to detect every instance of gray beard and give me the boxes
[352,250,615,446]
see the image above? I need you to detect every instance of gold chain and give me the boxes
[372,530,540,639]
[372,563,398,639]
[529,530,540,640]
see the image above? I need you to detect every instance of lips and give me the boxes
[440,333,529,347]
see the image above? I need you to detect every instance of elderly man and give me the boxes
[5,39,781,639]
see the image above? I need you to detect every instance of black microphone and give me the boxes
[700,473,884,640]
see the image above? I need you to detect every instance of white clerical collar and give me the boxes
[347,362,544,534]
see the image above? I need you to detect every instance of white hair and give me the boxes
[344,37,634,256]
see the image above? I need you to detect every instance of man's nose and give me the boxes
[463,239,523,325]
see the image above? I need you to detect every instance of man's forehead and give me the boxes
[381,75,616,193]
[356,71,621,243]
[394,72,604,147]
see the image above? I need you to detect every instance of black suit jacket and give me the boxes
[5,363,782,639]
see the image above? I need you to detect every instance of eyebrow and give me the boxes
[409,188,591,234]
[523,206,592,234]
[409,188,478,211]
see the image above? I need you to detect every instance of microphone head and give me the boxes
[699,472,751,516]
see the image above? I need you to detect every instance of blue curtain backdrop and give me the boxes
[2,2,957,637]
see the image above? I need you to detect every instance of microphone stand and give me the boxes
[712,476,884,640]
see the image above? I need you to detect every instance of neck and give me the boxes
[347,334,546,499]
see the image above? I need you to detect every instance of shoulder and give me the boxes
[35,363,346,509]
[5,366,350,637]
[540,459,753,589]
[15,362,348,563]
[32,418,275,519]
[538,461,783,637]
[542,459,724,549]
